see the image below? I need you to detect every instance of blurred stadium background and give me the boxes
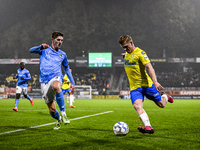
[0,57,200,99]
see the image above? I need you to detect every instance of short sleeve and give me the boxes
[139,51,150,65]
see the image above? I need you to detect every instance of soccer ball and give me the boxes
[113,122,129,136]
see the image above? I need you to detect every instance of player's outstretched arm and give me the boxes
[145,62,163,91]
[64,66,75,85]
[63,65,75,94]
[29,44,49,53]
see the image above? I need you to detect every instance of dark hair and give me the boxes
[20,62,25,65]
[51,31,64,39]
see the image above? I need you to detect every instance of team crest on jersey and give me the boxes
[131,54,135,59]
[59,53,62,57]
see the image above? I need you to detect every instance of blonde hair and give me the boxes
[118,35,132,45]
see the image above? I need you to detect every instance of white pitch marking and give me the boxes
[0,111,113,135]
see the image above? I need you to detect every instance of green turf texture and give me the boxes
[0,98,199,150]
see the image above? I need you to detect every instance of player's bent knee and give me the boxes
[155,101,165,108]
[52,85,61,93]
[133,103,142,111]
[159,105,165,108]
[52,81,61,93]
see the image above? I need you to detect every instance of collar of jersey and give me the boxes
[50,46,59,52]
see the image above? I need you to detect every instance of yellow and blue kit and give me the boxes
[124,47,161,103]
[62,74,71,95]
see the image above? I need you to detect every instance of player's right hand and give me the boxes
[70,85,75,95]
[154,82,163,92]
[121,53,126,59]
[41,43,49,49]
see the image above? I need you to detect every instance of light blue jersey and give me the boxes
[15,68,31,87]
[29,46,74,84]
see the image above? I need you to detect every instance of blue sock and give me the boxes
[15,99,19,108]
[50,110,60,120]
[55,92,65,112]
[26,94,31,100]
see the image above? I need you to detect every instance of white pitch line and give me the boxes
[0,111,113,135]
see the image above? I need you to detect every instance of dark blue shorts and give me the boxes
[130,84,161,104]
[62,89,71,95]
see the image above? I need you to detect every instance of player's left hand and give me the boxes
[20,77,24,80]
[70,85,75,94]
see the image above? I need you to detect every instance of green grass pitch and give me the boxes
[0,98,199,150]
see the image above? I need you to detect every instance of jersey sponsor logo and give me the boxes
[124,60,136,65]
[46,50,62,62]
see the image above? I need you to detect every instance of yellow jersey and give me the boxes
[62,74,71,89]
[124,47,153,91]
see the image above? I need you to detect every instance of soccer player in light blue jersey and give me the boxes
[13,62,34,112]
[29,31,75,130]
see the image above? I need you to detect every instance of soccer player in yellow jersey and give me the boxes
[118,35,174,134]
[62,69,75,108]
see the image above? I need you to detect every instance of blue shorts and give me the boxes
[62,89,71,95]
[130,84,161,104]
